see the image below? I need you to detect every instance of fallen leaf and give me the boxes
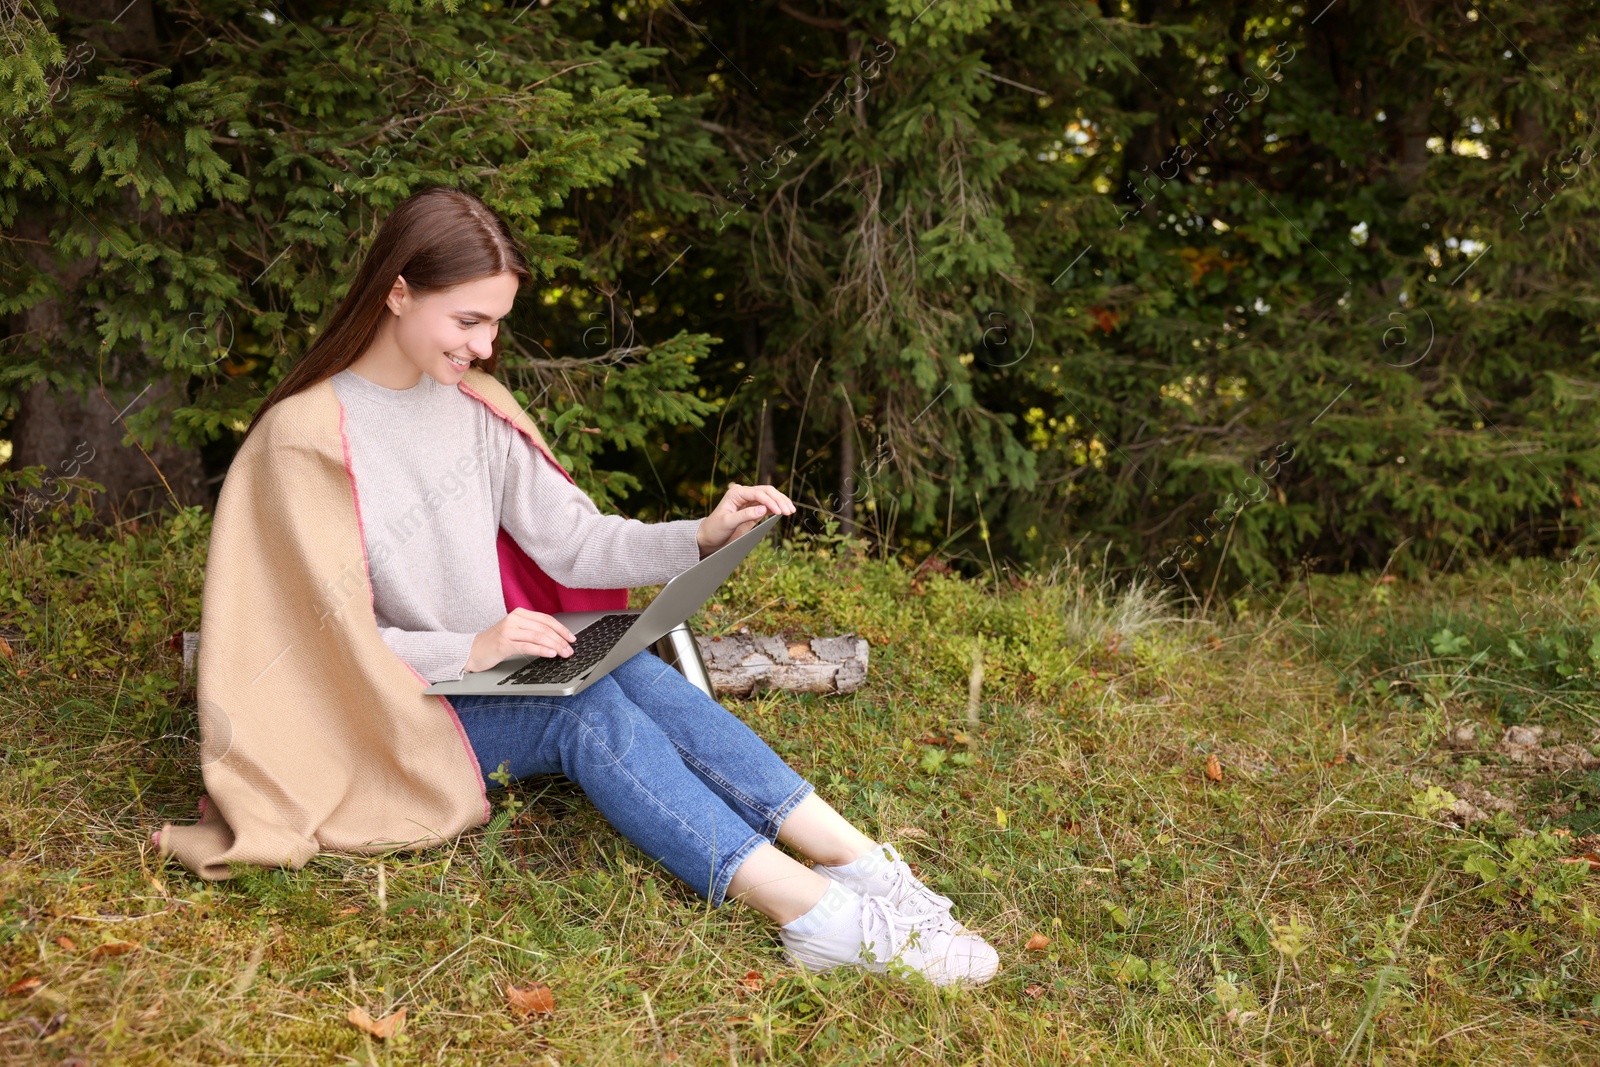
[90,941,140,958]
[7,976,42,996]
[54,936,76,951]
[338,905,362,916]
[737,970,764,992]
[1206,636,1224,651]
[1205,753,1223,782]
[1558,852,1600,872]
[347,1006,406,1040]
[1023,983,1046,999]
[1025,933,1052,951]
[0,636,12,660]
[507,981,556,1015]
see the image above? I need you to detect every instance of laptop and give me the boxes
[422,512,783,697]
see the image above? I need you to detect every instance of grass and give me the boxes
[3,508,1600,1064]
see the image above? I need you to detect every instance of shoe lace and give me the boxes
[856,894,926,966]
[881,859,954,913]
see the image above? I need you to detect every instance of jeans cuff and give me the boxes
[711,829,772,909]
[762,779,815,842]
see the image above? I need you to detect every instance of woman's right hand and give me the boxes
[465,609,577,673]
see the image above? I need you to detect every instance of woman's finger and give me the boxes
[760,487,793,515]
[516,640,570,658]
[510,608,576,641]
[745,483,791,514]
[509,621,573,653]
[538,629,575,653]
[530,615,576,641]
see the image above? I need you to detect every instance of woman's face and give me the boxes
[385,271,521,382]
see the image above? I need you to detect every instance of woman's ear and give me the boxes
[385,274,409,316]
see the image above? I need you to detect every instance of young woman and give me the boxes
[244,185,999,986]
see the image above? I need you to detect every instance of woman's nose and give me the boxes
[466,332,493,358]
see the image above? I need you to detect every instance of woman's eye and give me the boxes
[458,320,479,328]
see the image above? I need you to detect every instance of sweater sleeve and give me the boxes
[378,626,478,685]
[500,430,705,589]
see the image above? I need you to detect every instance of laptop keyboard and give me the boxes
[497,612,638,686]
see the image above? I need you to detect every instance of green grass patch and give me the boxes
[2,513,1599,1063]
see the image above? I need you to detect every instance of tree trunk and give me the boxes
[1394,97,1433,190]
[747,316,778,486]
[837,366,856,536]
[9,376,208,525]
[757,398,778,487]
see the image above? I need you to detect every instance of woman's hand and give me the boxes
[466,608,577,672]
[697,482,796,557]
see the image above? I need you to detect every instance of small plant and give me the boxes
[1456,828,1588,915]
[486,760,525,818]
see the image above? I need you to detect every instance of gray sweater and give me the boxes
[329,367,704,683]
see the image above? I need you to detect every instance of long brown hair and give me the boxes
[243,185,532,443]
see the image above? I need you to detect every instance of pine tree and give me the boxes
[1,0,720,521]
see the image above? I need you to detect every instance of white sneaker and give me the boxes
[812,842,963,927]
[779,881,1000,987]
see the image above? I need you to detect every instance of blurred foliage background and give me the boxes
[3,0,1598,593]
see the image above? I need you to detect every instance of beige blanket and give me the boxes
[153,368,626,880]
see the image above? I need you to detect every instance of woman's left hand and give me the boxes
[697,482,796,557]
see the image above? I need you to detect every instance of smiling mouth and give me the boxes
[446,354,471,368]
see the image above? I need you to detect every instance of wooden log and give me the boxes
[694,631,869,697]
[175,630,870,697]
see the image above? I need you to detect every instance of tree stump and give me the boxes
[695,631,869,697]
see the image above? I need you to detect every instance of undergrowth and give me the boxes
[2,509,1599,1064]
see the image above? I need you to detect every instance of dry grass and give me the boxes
[2,519,1599,1064]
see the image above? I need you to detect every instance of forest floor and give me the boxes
[4,511,1600,1065]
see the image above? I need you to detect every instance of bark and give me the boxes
[1512,105,1550,170]
[9,375,208,525]
[1394,96,1432,190]
[695,631,869,696]
[837,366,856,536]
[757,399,778,487]
[746,316,779,486]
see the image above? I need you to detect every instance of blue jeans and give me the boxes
[450,649,815,908]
